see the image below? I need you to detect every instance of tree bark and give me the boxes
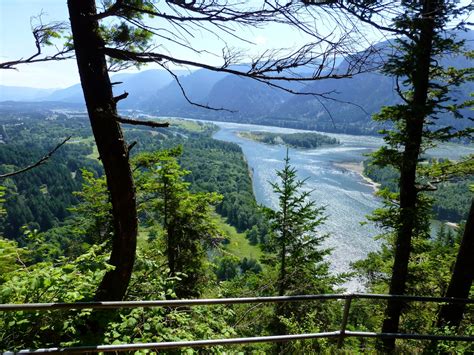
[380,0,437,351]
[68,0,138,301]
[437,198,474,328]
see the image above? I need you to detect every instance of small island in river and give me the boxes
[238,131,339,149]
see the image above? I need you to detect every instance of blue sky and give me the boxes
[1,0,365,89]
[3,1,469,90]
[1,0,74,88]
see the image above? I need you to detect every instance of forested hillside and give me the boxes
[363,159,473,223]
[0,110,266,245]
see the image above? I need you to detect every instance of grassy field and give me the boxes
[138,217,262,261]
[215,217,262,261]
[166,118,216,133]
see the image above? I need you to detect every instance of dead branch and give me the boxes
[0,50,73,70]
[103,46,376,82]
[115,116,170,128]
[113,92,129,103]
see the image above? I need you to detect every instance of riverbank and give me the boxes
[333,162,381,193]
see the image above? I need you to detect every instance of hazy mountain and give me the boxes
[206,76,290,116]
[46,83,84,104]
[146,69,227,114]
[42,69,185,107]
[0,86,55,101]
[114,69,188,108]
[1,30,471,135]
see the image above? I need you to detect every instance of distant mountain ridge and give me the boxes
[0,86,55,102]
[1,30,472,135]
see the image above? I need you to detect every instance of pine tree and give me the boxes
[265,151,337,349]
[266,151,331,297]
[134,148,222,298]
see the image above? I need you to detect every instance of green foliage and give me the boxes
[0,237,26,282]
[352,215,473,350]
[265,152,335,296]
[103,306,237,353]
[180,138,267,237]
[134,147,223,298]
[262,152,341,352]
[364,157,474,222]
[69,169,113,245]
[0,244,111,351]
[433,324,474,354]
[348,5,472,345]
[214,255,262,281]
[0,115,101,240]
[123,123,267,240]
[0,114,264,253]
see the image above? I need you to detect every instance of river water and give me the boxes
[208,121,474,290]
[211,122,382,290]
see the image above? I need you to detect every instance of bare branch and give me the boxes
[0,49,74,70]
[103,46,375,82]
[0,136,71,179]
[115,116,170,128]
[158,63,235,112]
[113,92,129,103]
[0,16,72,70]
[95,0,295,25]
[334,1,413,39]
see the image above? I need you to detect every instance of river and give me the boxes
[208,121,474,291]
[211,122,382,290]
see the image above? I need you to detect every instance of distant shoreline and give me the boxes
[333,162,381,193]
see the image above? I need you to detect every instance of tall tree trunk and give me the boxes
[380,0,437,351]
[437,198,474,328]
[68,0,138,301]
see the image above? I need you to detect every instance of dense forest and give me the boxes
[1,0,473,353]
[0,111,266,248]
[238,131,339,149]
[363,159,473,223]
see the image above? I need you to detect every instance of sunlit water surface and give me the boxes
[184,119,473,291]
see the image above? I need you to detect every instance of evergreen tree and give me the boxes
[264,151,338,352]
[134,148,222,298]
[266,151,331,297]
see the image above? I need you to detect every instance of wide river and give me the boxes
[207,121,474,291]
